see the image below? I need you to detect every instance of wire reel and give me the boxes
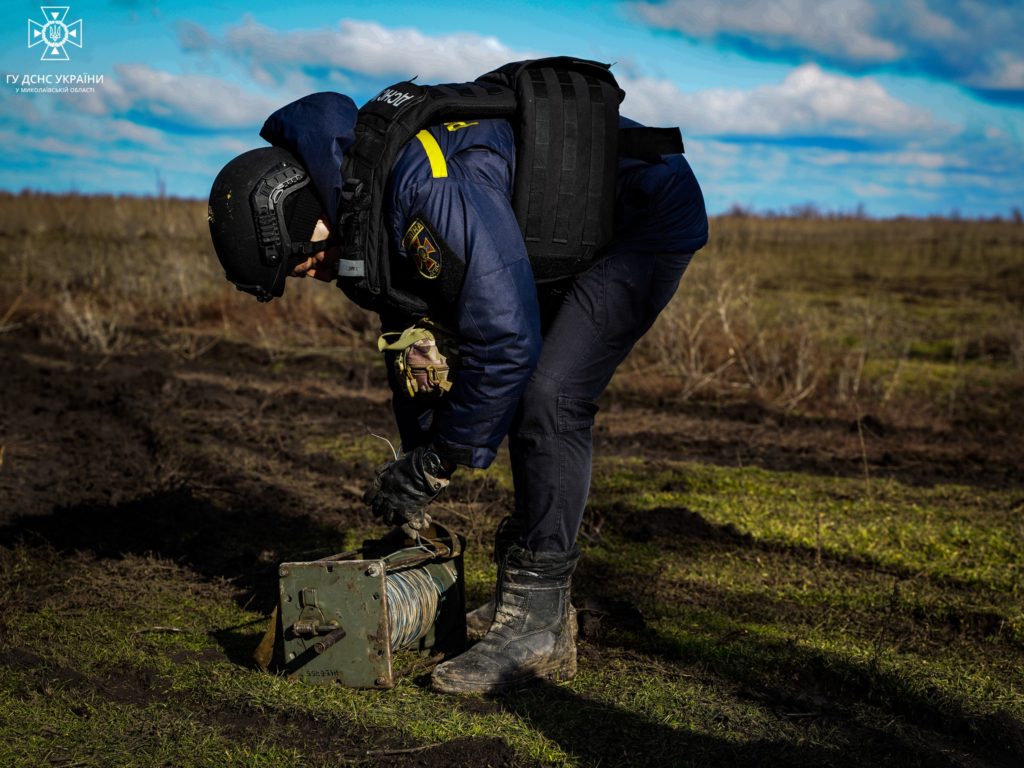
[254,523,466,688]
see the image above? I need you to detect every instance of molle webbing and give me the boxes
[338,58,685,314]
[509,66,622,281]
[339,81,516,316]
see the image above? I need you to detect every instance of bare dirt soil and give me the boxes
[2,325,1022,767]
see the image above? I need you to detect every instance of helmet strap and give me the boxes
[289,237,338,257]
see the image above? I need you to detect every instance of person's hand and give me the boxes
[291,219,340,281]
[362,445,450,530]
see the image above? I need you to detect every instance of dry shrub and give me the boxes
[212,277,378,348]
[628,259,833,410]
[0,191,378,349]
[0,293,25,335]
[3,193,1022,429]
[1013,326,1024,371]
[997,307,1024,371]
[52,291,125,354]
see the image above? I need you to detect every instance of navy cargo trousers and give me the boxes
[508,248,693,553]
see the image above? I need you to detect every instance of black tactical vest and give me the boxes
[336,57,683,316]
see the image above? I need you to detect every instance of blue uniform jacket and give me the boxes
[261,94,708,469]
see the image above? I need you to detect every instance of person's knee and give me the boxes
[513,371,561,437]
[555,395,599,433]
[515,383,600,439]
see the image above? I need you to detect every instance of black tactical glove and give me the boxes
[362,445,450,531]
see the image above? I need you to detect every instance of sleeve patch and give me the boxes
[402,216,443,280]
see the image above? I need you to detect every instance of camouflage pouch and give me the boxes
[378,325,454,399]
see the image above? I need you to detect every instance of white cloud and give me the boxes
[219,17,540,84]
[904,170,950,188]
[969,51,1024,90]
[809,150,967,170]
[0,129,97,159]
[631,0,1024,98]
[635,0,899,62]
[851,182,894,198]
[48,111,170,151]
[106,119,166,148]
[0,91,44,128]
[82,64,279,131]
[177,20,214,53]
[621,63,939,138]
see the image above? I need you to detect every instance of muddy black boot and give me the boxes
[467,590,578,641]
[465,597,496,640]
[432,544,580,694]
[465,517,521,639]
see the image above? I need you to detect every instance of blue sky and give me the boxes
[1,0,1021,217]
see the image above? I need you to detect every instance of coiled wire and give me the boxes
[385,562,457,650]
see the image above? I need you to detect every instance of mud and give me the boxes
[3,331,1020,537]
[1,649,520,767]
[2,327,1022,767]
[595,399,1024,489]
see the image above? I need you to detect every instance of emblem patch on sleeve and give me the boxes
[402,217,443,280]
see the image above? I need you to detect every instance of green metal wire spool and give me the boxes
[255,524,466,688]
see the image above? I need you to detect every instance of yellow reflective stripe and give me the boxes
[415,129,448,178]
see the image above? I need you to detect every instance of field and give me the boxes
[0,192,1022,767]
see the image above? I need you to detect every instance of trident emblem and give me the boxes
[28,6,83,61]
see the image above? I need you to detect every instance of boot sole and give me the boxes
[432,655,577,695]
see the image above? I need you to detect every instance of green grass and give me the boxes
[3,457,1022,766]
[3,197,1022,765]
[591,459,1023,592]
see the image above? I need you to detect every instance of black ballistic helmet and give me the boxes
[208,146,331,302]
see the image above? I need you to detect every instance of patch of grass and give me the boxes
[589,457,1024,594]
[0,547,570,766]
[573,457,1023,762]
[3,194,1023,766]
[305,434,399,465]
[3,450,1023,766]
